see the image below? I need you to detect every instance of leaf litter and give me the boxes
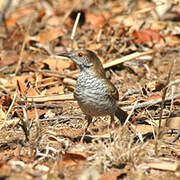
[0,0,180,179]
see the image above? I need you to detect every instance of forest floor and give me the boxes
[0,0,180,179]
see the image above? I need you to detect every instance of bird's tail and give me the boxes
[115,106,129,125]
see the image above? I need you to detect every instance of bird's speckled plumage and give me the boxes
[74,67,118,116]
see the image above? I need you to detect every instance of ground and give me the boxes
[0,0,180,180]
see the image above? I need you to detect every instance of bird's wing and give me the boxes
[106,80,119,101]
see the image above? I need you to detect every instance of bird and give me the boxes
[58,49,128,143]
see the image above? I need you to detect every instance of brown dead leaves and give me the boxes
[132,28,162,44]
[59,150,89,167]
[42,57,73,72]
[28,27,64,45]
[0,0,180,179]
[86,11,110,30]
[0,51,18,66]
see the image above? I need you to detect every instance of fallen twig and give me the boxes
[15,104,63,109]
[122,93,180,111]
[103,50,154,69]
[155,59,175,155]
[15,16,33,75]
[71,12,81,49]
[26,93,74,102]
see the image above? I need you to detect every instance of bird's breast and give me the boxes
[74,72,117,116]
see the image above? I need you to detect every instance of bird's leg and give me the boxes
[110,115,115,130]
[80,115,92,144]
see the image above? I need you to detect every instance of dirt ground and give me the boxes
[0,0,180,180]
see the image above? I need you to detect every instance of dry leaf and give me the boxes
[0,51,18,66]
[16,80,38,97]
[42,58,72,72]
[6,7,34,27]
[86,12,110,30]
[27,109,46,119]
[132,28,162,43]
[99,172,124,180]
[137,0,154,10]
[29,27,63,44]
[59,151,88,167]
[135,124,154,135]
[147,160,180,172]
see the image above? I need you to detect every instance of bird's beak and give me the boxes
[57,52,78,65]
[57,53,72,59]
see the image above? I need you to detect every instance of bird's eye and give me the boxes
[78,52,83,58]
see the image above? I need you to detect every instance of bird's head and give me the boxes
[58,49,106,78]
[58,49,101,68]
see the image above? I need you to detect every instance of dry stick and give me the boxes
[122,93,180,111]
[135,6,155,15]
[34,103,41,151]
[103,50,154,69]
[15,16,33,75]
[123,100,138,126]
[6,92,17,118]
[122,100,144,143]
[97,28,103,42]
[15,104,63,109]
[170,85,175,113]
[26,93,74,102]
[21,106,30,141]
[154,59,175,156]
[71,12,81,49]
